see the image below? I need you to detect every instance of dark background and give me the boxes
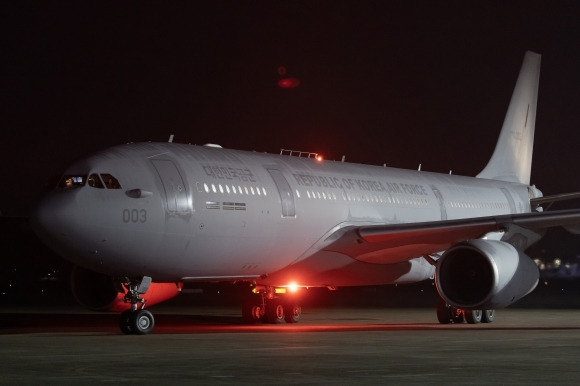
[3,1,580,215]
[2,2,580,307]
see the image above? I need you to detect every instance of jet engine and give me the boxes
[435,239,539,309]
[70,266,180,312]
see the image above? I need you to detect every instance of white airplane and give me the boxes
[32,51,580,334]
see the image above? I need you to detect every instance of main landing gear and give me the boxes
[242,286,302,324]
[436,298,495,324]
[118,276,155,335]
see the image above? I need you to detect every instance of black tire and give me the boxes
[265,300,285,324]
[242,296,262,324]
[119,309,133,334]
[482,309,495,323]
[436,298,452,324]
[465,309,482,324]
[284,303,302,323]
[131,309,155,334]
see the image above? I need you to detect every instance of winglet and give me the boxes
[477,51,541,185]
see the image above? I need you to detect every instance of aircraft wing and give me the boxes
[322,208,580,264]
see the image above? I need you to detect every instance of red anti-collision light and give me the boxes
[278,78,300,89]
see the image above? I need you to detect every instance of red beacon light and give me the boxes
[316,155,323,162]
[278,77,300,89]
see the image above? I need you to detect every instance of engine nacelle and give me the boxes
[70,266,180,312]
[435,239,539,309]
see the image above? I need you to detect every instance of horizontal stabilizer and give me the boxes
[531,191,580,211]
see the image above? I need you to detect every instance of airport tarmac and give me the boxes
[2,307,580,385]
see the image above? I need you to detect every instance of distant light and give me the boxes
[278,77,300,89]
[278,66,287,76]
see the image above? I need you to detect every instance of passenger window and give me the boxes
[58,175,87,189]
[100,174,122,189]
[88,173,104,189]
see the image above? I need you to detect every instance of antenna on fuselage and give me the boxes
[168,134,174,143]
[418,164,422,171]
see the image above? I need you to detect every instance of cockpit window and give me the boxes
[100,174,122,189]
[88,173,104,189]
[58,175,87,189]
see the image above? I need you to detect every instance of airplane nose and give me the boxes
[31,192,79,253]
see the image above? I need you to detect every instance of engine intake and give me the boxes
[435,239,539,309]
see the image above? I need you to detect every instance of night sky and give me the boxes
[3,1,580,217]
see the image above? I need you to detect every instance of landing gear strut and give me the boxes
[436,298,494,325]
[242,286,302,324]
[118,276,155,335]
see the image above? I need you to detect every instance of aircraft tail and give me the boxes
[477,51,541,185]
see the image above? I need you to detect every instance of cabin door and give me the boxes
[266,168,296,217]
[151,159,189,213]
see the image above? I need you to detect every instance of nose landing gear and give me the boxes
[118,276,155,335]
[119,308,155,334]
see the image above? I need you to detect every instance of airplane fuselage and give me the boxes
[35,142,536,287]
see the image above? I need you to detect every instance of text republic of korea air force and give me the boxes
[32,51,580,334]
